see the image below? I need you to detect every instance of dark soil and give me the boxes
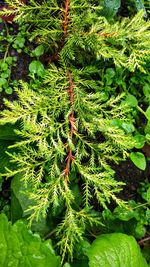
[117,0,131,17]
[114,159,150,201]
[0,17,30,109]
[11,52,30,81]
[0,50,30,110]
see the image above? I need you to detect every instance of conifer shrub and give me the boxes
[0,0,150,262]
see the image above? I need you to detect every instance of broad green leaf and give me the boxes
[0,124,21,175]
[14,36,25,48]
[110,119,122,127]
[0,78,7,87]
[71,261,89,267]
[0,123,20,140]
[105,76,113,85]
[64,262,89,267]
[1,69,11,78]
[135,223,146,239]
[5,56,13,65]
[134,134,145,149]
[11,174,36,218]
[134,0,146,12]
[0,62,8,71]
[33,45,45,57]
[114,205,138,221]
[11,189,23,222]
[11,174,50,236]
[105,68,115,78]
[145,122,150,134]
[88,233,148,267]
[145,106,150,121]
[121,122,135,133]
[29,60,45,77]
[0,140,14,173]
[102,0,121,19]
[146,187,150,202]
[0,213,60,267]
[71,184,82,208]
[110,120,135,133]
[126,94,138,107]
[146,134,150,140]
[143,84,150,99]
[74,239,91,260]
[130,152,146,170]
[5,87,13,95]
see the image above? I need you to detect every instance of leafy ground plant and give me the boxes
[0,17,29,95]
[88,233,148,267]
[0,213,60,267]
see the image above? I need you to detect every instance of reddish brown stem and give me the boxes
[62,72,76,181]
[64,149,74,177]
[44,0,70,64]
[138,235,150,245]
[67,72,76,142]
[97,32,116,38]
[68,71,74,105]
[63,0,70,39]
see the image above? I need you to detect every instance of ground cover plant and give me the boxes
[0,0,150,266]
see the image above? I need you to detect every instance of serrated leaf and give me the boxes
[88,233,148,267]
[130,152,146,170]
[0,213,60,267]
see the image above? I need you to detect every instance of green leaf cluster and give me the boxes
[0,213,60,267]
[1,1,150,71]
[0,69,135,260]
[88,233,148,267]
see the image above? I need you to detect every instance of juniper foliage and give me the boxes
[0,0,150,262]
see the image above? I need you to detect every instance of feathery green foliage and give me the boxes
[0,0,150,263]
[0,69,135,260]
[2,0,150,71]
